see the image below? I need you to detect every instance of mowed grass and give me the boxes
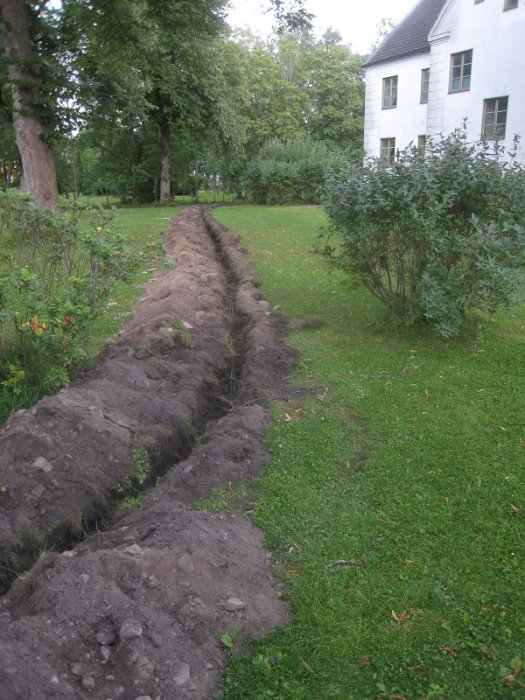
[212,205,525,699]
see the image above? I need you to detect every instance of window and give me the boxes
[380,138,396,164]
[504,0,518,10]
[382,76,398,109]
[474,0,484,4]
[420,68,430,104]
[482,96,509,140]
[449,50,473,92]
[418,135,427,154]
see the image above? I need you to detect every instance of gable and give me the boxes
[363,0,448,68]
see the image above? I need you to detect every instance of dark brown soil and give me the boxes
[0,206,299,699]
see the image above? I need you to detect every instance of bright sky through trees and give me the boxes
[227,0,419,53]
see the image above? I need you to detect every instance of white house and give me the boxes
[363,0,525,163]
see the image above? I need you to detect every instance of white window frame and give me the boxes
[420,68,429,104]
[380,138,396,164]
[449,50,473,92]
[382,76,398,109]
[482,96,509,140]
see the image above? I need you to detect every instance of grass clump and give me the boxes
[213,205,525,699]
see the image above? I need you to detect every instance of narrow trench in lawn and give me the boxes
[0,213,249,597]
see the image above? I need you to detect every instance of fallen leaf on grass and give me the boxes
[391,610,411,624]
[519,438,525,449]
[408,661,424,672]
[500,668,523,685]
[301,659,313,673]
[284,412,292,422]
[511,503,520,513]
[442,645,457,656]
[482,649,497,660]
[378,517,399,527]
[392,608,423,624]
[358,656,370,666]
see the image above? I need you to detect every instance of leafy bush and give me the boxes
[319,130,525,336]
[0,193,161,417]
[244,135,343,205]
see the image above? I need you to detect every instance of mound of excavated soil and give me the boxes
[0,206,299,699]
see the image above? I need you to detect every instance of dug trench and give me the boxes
[0,206,300,699]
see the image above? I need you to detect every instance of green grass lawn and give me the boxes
[211,205,525,699]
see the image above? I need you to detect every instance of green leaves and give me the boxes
[220,632,234,650]
[321,130,525,336]
[0,195,135,418]
[243,134,342,205]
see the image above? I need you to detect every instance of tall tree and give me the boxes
[0,0,59,207]
[0,38,19,190]
[299,30,365,151]
[62,0,228,202]
[142,0,227,201]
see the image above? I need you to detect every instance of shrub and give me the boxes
[243,135,343,205]
[0,193,160,418]
[319,130,525,336]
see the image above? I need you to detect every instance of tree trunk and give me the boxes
[159,113,171,203]
[194,161,199,201]
[1,0,59,208]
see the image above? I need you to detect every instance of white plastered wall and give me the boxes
[364,0,525,163]
[364,53,430,159]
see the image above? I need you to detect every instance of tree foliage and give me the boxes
[244,134,343,204]
[298,30,364,150]
[1,0,366,205]
[320,131,525,336]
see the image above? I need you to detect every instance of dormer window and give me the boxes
[450,50,473,92]
[504,0,518,10]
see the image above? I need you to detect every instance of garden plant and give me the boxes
[319,130,525,336]
[0,194,167,420]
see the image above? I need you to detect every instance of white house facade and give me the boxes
[363,0,525,163]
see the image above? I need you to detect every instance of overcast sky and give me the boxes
[226,0,419,54]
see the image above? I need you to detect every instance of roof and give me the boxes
[363,0,448,68]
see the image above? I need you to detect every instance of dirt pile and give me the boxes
[0,206,298,699]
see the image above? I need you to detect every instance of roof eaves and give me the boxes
[363,46,430,69]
